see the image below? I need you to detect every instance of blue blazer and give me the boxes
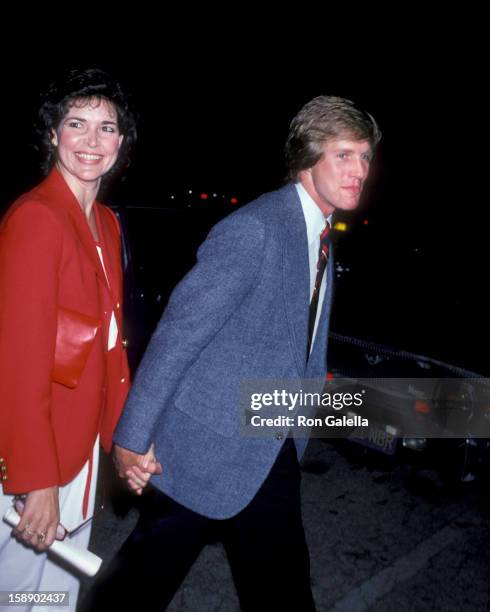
[114,183,334,518]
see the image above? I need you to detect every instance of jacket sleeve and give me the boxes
[0,200,63,493]
[113,212,266,453]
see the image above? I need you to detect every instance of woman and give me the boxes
[0,68,136,609]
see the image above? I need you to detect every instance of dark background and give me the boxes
[1,43,486,374]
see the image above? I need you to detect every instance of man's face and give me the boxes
[299,138,373,216]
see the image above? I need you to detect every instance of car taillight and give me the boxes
[415,400,431,414]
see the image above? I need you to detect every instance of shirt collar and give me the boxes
[295,182,332,246]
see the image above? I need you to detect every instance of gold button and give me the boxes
[121,377,126,383]
[122,339,129,348]
[0,457,4,463]
[0,466,6,472]
[116,302,121,309]
[2,475,7,481]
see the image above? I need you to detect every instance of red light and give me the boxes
[230,197,238,205]
[363,219,369,225]
[200,193,209,200]
[415,400,431,414]
[326,372,334,380]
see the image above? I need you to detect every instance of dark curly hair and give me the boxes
[285,95,381,182]
[37,67,137,179]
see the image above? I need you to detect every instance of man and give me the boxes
[89,96,381,610]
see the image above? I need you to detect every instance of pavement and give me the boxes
[77,439,490,611]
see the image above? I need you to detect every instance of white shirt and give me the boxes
[295,182,332,351]
[96,245,118,351]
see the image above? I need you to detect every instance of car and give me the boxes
[324,332,490,483]
[114,202,228,370]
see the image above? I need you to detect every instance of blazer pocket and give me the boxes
[173,380,239,438]
[52,306,101,389]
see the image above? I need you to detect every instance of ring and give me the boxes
[37,531,46,543]
[23,524,35,537]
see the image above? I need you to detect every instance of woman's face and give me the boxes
[51,97,123,188]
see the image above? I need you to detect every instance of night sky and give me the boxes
[1,43,486,374]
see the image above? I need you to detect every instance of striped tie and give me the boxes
[307,223,330,356]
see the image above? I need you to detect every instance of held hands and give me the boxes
[13,487,65,551]
[113,443,162,495]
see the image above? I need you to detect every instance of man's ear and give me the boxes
[298,167,312,183]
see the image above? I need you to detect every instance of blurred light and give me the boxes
[200,193,209,200]
[230,197,238,205]
[188,190,193,195]
[333,222,347,232]
[326,372,334,380]
[213,193,218,198]
[363,219,369,225]
[402,438,427,451]
[415,400,431,414]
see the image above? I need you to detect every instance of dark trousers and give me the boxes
[87,439,316,611]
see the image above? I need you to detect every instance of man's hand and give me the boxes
[13,487,60,551]
[113,443,162,495]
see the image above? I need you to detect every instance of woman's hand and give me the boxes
[13,486,60,551]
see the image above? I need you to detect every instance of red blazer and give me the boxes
[0,168,130,494]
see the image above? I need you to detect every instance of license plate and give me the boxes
[349,425,397,455]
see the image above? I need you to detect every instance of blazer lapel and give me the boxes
[37,168,111,294]
[94,203,120,307]
[279,184,310,376]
